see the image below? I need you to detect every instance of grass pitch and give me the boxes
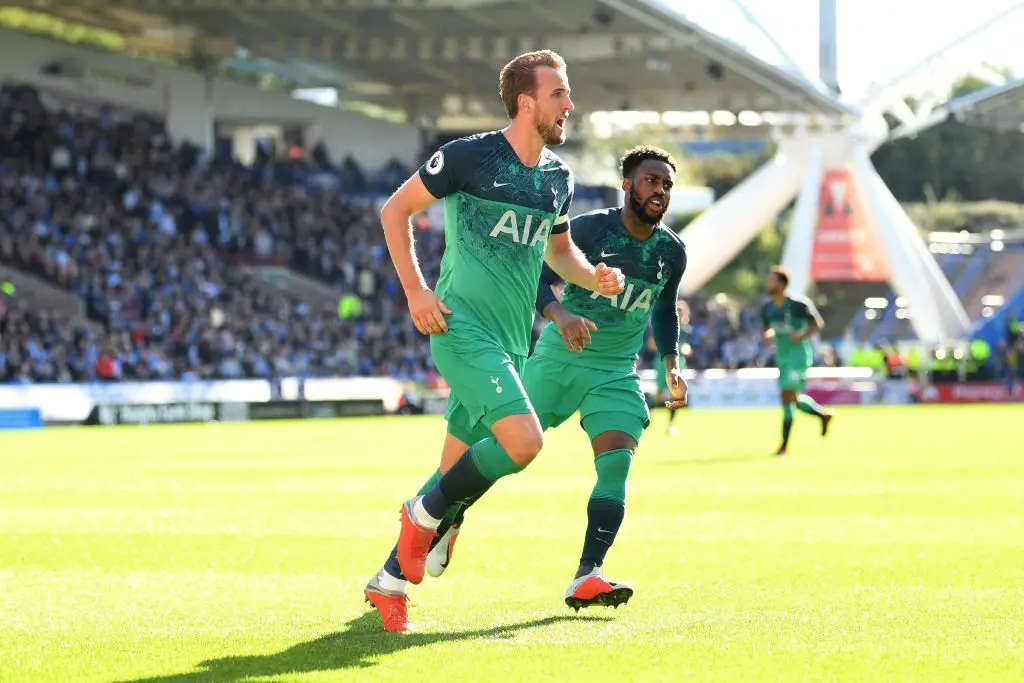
[2,406,1023,682]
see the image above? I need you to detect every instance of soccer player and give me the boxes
[649,299,692,435]
[427,146,688,611]
[761,266,833,455]
[365,50,624,632]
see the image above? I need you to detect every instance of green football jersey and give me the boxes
[419,131,573,356]
[534,208,687,373]
[761,295,819,367]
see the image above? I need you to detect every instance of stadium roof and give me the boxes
[889,76,1024,141]
[8,0,851,124]
[942,77,1024,132]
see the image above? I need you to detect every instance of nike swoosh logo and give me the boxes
[493,181,510,188]
[599,251,617,258]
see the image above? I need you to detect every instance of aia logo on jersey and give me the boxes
[590,281,654,313]
[490,210,553,248]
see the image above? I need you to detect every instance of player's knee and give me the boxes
[502,429,544,466]
[591,430,636,456]
[490,412,544,466]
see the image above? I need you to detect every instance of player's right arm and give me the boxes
[544,212,623,297]
[380,145,464,335]
[545,232,623,296]
[536,265,596,353]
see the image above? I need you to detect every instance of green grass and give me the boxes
[2,406,1023,682]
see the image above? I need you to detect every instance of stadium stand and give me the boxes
[844,238,1024,346]
[0,83,437,383]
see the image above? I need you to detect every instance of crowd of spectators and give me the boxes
[0,82,839,385]
[0,83,436,383]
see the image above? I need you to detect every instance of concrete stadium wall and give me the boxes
[0,29,420,169]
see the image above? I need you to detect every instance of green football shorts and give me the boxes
[430,324,533,446]
[777,363,809,392]
[522,354,650,444]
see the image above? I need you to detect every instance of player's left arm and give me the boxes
[652,242,688,408]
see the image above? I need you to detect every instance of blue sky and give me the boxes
[668,0,1023,97]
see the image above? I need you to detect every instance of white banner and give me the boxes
[0,377,404,423]
[686,375,780,408]
[301,377,405,412]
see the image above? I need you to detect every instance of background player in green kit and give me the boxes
[650,299,693,435]
[761,266,834,455]
[424,146,688,611]
[367,50,624,632]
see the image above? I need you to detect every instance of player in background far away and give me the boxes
[761,266,833,455]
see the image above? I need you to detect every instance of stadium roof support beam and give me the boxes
[818,0,839,95]
[731,0,804,79]
[678,123,971,341]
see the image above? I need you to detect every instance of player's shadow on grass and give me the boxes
[122,612,610,683]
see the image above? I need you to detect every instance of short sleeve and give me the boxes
[566,213,596,253]
[552,171,574,234]
[418,139,473,200]
[760,302,770,328]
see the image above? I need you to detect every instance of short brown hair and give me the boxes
[498,50,566,119]
[770,265,790,287]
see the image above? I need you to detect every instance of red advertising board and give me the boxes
[805,378,882,405]
[811,169,888,282]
